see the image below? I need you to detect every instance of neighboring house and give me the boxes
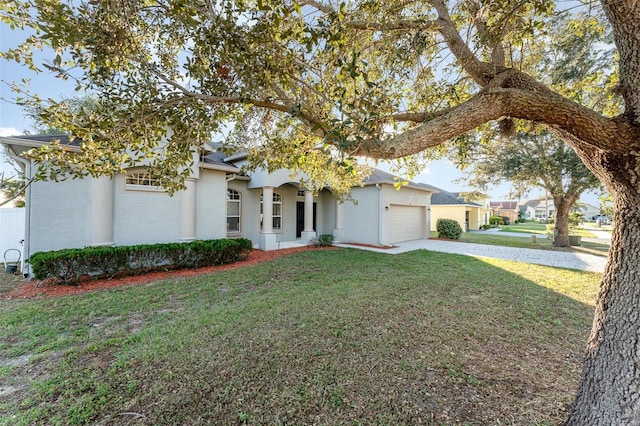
[522,199,555,220]
[581,203,600,220]
[518,204,536,221]
[489,201,520,223]
[0,135,436,276]
[429,188,490,232]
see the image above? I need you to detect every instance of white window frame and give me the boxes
[227,189,242,235]
[261,192,283,231]
[124,170,163,192]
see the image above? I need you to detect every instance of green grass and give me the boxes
[502,223,597,238]
[500,222,549,235]
[0,249,600,425]
[432,230,610,255]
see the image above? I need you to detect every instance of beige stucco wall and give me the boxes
[431,205,487,232]
[431,205,466,232]
[467,207,481,230]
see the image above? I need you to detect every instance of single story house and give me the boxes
[522,199,555,220]
[1,135,437,276]
[518,204,536,221]
[581,203,600,220]
[489,200,520,223]
[429,188,490,232]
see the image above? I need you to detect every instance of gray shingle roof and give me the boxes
[201,151,238,170]
[430,187,482,206]
[362,169,438,193]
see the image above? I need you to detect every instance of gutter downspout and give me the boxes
[376,184,384,246]
[5,145,31,277]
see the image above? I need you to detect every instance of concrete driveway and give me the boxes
[336,238,608,273]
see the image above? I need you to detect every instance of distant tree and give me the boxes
[23,95,100,135]
[0,172,27,207]
[598,193,614,217]
[460,130,600,246]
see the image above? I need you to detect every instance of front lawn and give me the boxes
[501,223,597,238]
[431,231,610,255]
[500,222,549,234]
[1,249,599,425]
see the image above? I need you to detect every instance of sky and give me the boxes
[0,17,602,207]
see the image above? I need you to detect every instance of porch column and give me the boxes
[91,175,114,246]
[333,200,344,242]
[179,178,197,241]
[260,186,278,251]
[301,190,316,244]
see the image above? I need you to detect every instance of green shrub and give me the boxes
[569,212,583,227]
[489,216,504,225]
[436,219,463,240]
[28,238,253,284]
[311,234,334,247]
[481,224,493,230]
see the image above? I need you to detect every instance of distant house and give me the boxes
[581,203,600,220]
[1,134,438,276]
[489,201,520,223]
[522,199,555,220]
[519,204,536,221]
[430,188,490,232]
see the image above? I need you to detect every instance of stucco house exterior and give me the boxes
[582,203,600,220]
[522,199,555,220]
[429,188,490,232]
[489,200,520,223]
[1,135,437,276]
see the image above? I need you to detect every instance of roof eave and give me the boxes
[199,163,240,173]
[0,136,82,153]
[361,180,438,193]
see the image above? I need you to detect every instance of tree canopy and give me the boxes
[3,1,640,423]
[460,129,600,245]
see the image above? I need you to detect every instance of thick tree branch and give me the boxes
[357,86,633,159]
[431,0,496,85]
[601,0,640,124]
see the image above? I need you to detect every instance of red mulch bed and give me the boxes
[5,246,336,300]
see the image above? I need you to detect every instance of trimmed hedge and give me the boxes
[28,238,253,285]
[436,218,463,240]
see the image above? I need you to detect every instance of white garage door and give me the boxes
[389,205,424,243]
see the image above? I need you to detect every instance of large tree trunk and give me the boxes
[552,195,577,247]
[566,192,640,424]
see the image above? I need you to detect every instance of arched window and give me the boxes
[261,192,282,231]
[227,189,241,234]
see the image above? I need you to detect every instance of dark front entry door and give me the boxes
[296,202,317,238]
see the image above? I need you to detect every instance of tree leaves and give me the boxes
[0,0,621,195]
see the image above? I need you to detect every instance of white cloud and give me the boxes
[0,128,22,137]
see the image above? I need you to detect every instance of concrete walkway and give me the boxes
[335,239,608,273]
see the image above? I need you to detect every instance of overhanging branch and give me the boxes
[357,86,633,159]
